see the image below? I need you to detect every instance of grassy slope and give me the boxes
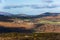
[0,19,35,29]
[39,20,60,24]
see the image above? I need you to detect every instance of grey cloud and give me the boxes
[42,0,53,3]
[4,5,24,9]
[30,5,58,9]
[3,4,60,9]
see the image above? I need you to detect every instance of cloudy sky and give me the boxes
[0,0,60,15]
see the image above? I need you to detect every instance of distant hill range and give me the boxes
[14,12,60,18]
[0,12,60,19]
[40,12,60,16]
[0,12,14,22]
[36,12,60,18]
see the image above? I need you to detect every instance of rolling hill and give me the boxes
[0,12,60,33]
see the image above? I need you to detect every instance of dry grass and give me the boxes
[0,33,60,40]
[35,23,60,33]
[0,21,35,29]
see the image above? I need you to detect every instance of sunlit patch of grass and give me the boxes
[38,20,60,24]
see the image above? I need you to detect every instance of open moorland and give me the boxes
[0,15,60,33]
[0,12,60,40]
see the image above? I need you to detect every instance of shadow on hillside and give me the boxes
[0,26,34,33]
[0,15,13,22]
[0,24,45,33]
[0,19,13,22]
